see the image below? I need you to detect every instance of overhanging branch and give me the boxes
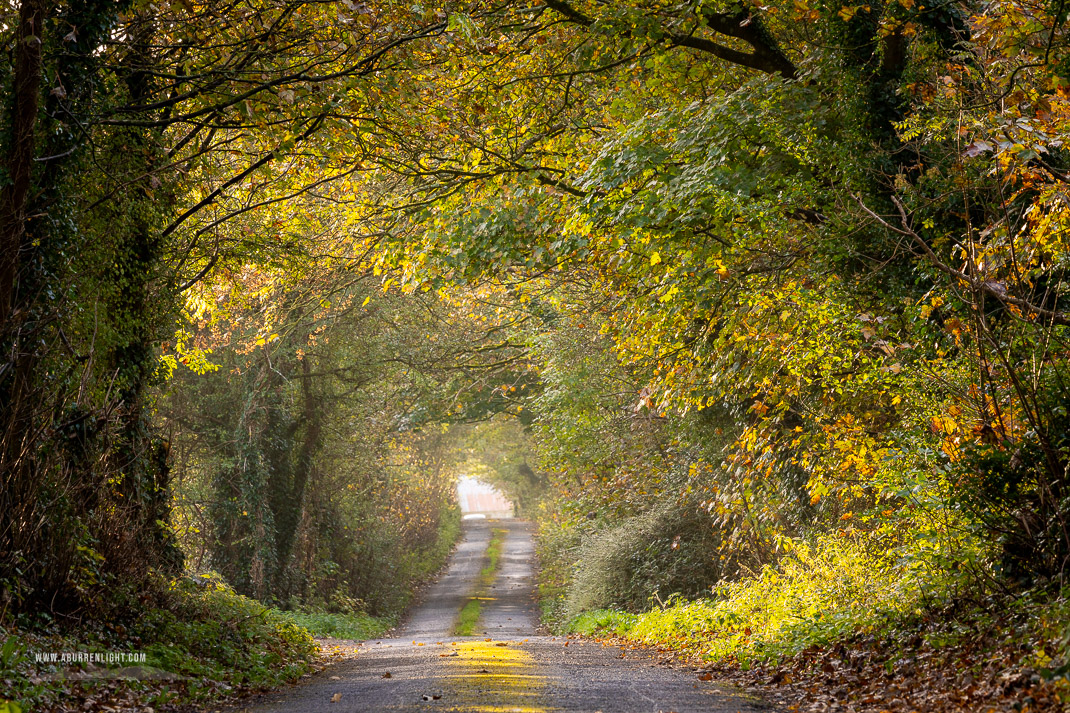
[542,0,797,79]
[857,196,1070,326]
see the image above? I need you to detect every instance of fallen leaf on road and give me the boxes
[698,673,713,681]
[382,672,392,679]
[421,694,441,701]
[329,676,341,680]
[330,693,342,703]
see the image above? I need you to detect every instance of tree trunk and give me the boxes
[0,0,46,328]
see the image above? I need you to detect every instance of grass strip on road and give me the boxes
[453,528,508,636]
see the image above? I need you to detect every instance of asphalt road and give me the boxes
[242,520,771,713]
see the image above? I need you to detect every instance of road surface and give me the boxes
[243,520,771,713]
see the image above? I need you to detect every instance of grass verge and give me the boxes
[453,527,508,636]
[569,532,916,664]
[272,609,392,640]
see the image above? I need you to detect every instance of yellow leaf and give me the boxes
[650,252,662,266]
[838,4,860,20]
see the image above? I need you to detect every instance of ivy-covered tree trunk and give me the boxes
[101,12,184,583]
[0,0,182,615]
[270,356,322,597]
[0,0,49,608]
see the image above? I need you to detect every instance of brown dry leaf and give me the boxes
[330,692,342,703]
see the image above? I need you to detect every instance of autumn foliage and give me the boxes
[2,0,1070,708]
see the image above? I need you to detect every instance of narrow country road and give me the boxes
[242,520,771,713]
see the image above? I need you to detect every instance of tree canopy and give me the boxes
[2,0,1069,625]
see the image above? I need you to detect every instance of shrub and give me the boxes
[562,497,737,621]
[535,508,583,622]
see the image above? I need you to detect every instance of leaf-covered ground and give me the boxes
[583,601,1070,713]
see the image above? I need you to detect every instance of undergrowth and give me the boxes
[567,532,931,665]
[2,574,317,711]
[141,574,317,683]
[0,507,462,710]
[562,498,735,621]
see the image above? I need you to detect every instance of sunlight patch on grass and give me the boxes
[567,532,924,666]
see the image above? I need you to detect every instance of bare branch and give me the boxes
[857,196,1070,326]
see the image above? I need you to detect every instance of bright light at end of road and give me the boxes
[456,476,514,519]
